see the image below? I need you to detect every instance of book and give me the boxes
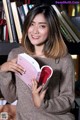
[52,5,80,43]
[11,2,22,43]
[2,0,13,42]
[22,4,29,16]
[60,22,75,43]
[6,0,17,43]
[17,5,26,25]
[4,0,17,42]
[16,53,53,90]
[17,4,34,26]
[61,11,80,42]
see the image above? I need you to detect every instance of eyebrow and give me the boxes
[32,21,47,24]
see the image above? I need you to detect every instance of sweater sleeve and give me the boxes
[0,50,17,103]
[40,54,75,115]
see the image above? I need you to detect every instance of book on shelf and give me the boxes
[5,25,9,42]
[2,0,13,42]
[17,5,26,25]
[6,0,17,42]
[22,4,29,16]
[1,9,9,42]
[11,2,22,43]
[3,0,17,43]
[52,5,80,43]
[23,4,34,15]
[16,53,53,91]
[61,11,80,42]
[59,19,75,43]
[17,4,34,25]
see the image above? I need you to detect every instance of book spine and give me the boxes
[17,5,25,25]
[5,25,9,42]
[61,11,80,40]
[2,0,13,42]
[11,2,22,43]
[60,25,73,42]
[22,4,29,16]
[59,19,75,43]
[24,0,31,4]
[6,0,18,42]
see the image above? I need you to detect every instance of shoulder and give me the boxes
[61,53,73,63]
[10,45,25,54]
[8,46,25,60]
[60,53,74,69]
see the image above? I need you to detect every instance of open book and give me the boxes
[16,53,53,90]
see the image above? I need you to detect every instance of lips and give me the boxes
[31,35,39,39]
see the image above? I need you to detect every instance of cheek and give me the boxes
[41,30,49,39]
[28,27,33,33]
[27,28,32,38]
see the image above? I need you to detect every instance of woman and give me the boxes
[0,4,75,120]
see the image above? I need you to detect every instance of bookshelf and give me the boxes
[0,0,26,57]
[0,42,19,65]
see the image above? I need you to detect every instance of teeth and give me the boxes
[32,36,39,39]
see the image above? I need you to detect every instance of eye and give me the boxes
[30,22,34,26]
[40,25,46,28]
[41,25,46,28]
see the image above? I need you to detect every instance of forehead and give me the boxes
[32,13,47,23]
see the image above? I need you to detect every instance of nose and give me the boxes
[33,26,39,34]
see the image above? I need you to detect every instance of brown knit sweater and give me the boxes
[0,46,75,120]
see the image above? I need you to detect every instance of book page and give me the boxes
[20,53,40,71]
[16,53,41,87]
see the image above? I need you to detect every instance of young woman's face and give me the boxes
[27,13,49,46]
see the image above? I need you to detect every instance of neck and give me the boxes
[35,52,44,56]
[34,46,44,56]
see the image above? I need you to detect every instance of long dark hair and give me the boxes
[21,4,68,58]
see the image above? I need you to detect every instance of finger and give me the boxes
[40,89,47,99]
[37,85,43,93]
[11,58,17,63]
[10,62,25,73]
[6,63,24,74]
[13,66,25,74]
[32,80,38,90]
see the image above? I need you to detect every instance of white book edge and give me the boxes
[18,53,40,72]
[11,2,22,43]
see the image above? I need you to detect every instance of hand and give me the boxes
[0,58,25,74]
[32,80,46,108]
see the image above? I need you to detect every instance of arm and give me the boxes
[40,54,75,114]
[32,54,75,114]
[0,71,17,103]
[0,50,25,103]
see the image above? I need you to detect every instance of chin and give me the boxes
[31,41,40,45]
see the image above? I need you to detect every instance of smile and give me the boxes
[31,35,39,39]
